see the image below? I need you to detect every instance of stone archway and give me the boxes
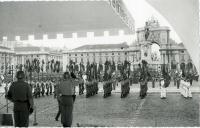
[146,0,200,75]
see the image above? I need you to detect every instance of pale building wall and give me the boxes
[63,49,132,71]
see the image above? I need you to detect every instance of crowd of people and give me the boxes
[2,59,197,127]
[29,80,56,98]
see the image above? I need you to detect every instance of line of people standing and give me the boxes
[29,80,56,98]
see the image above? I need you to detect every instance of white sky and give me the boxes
[20,0,182,49]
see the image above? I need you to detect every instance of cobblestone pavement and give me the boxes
[0,82,199,127]
[28,93,199,127]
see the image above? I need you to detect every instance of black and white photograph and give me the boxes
[0,0,199,127]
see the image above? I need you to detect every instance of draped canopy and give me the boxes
[0,1,133,40]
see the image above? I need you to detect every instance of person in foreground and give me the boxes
[57,71,81,127]
[6,71,34,127]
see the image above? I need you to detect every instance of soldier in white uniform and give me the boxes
[180,78,192,98]
[160,77,166,99]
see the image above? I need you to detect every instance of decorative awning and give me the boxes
[0,1,134,41]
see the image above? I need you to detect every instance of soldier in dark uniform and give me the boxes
[46,81,49,96]
[53,80,57,98]
[139,60,150,99]
[152,75,155,88]
[175,71,181,89]
[41,81,45,96]
[186,69,193,86]
[78,74,84,95]
[49,80,53,95]
[6,71,34,127]
[36,82,41,98]
[55,79,61,121]
[33,81,37,98]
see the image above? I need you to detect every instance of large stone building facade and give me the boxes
[62,43,137,72]
[63,18,195,74]
[0,46,15,75]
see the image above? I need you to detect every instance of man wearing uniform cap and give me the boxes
[56,71,81,127]
[6,71,34,127]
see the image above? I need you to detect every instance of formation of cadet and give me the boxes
[32,79,56,98]
[103,80,112,98]
[120,80,130,98]
[84,62,99,98]
[119,60,131,98]
[85,81,98,98]
[139,60,151,99]
[103,61,114,98]
[64,58,197,100]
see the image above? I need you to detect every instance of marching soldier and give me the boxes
[173,71,177,86]
[78,74,84,95]
[46,81,50,96]
[32,81,36,96]
[49,80,53,95]
[152,75,156,88]
[175,71,182,89]
[103,66,112,98]
[160,76,166,99]
[161,71,171,99]
[186,69,193,86]
[53,80,57,98]
[112,72,117,90]
[36,81,41,98]
[55,78,61,121]
[41,81,45,96]
[139,60,150,99]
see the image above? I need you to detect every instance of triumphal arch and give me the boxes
[132,17,171,72]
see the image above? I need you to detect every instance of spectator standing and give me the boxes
[6,71,34,127]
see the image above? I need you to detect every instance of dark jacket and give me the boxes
[6,80,33,111]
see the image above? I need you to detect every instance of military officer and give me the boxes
[57,72,81,127]
[6,71,34,127]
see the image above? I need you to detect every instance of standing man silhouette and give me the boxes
[6,71,34,127]
[57,72,80,127]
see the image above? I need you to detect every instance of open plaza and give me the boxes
[0,0,199,127]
